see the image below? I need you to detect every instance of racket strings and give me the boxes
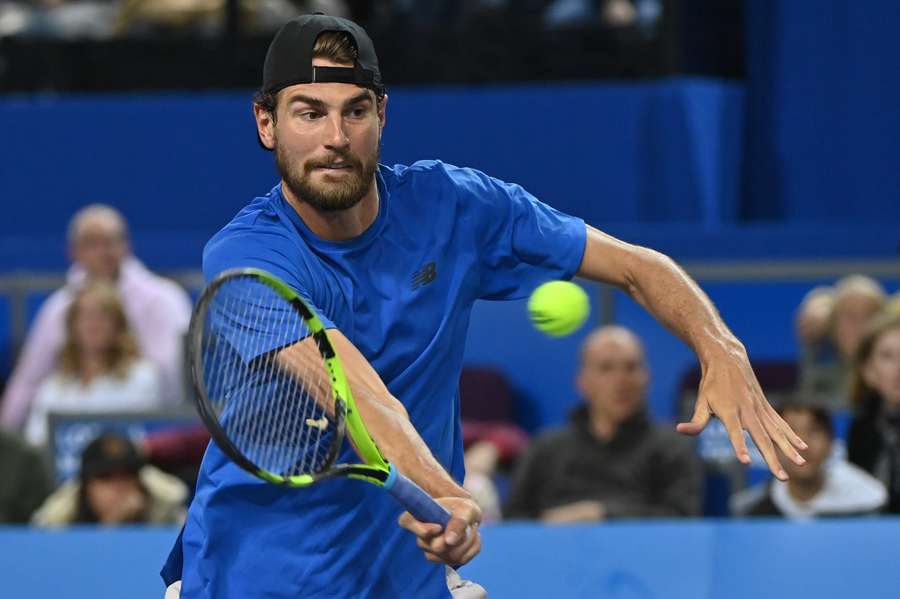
[201,276,338,477]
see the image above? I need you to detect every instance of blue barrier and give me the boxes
[1,79,746,271]
[2,519,898,598]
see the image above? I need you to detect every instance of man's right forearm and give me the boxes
[280,330,469,500]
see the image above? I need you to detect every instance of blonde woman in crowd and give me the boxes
[1,204,191,431]
[797,275,887,408]
[848,310,900,514]
[24,282,161,446]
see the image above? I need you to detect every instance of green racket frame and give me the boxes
[190,267,393,488]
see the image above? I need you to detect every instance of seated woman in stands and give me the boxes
[796,275,887,409]
[848,309,900,514]
[24,282,161,446]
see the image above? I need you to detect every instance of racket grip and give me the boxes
[385,466,452,527]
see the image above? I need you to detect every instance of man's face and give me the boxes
[85,471,147,525]
[256,58,385,212]
[864,326,900,407]
[781,409,831,481]
[70,215,128,280]
[576,330,649,425]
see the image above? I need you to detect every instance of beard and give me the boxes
[275,141,379,213]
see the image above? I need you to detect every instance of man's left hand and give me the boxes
[676,342,807,480]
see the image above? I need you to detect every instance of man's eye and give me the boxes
[349,107,368,118]
[300,111,323,121]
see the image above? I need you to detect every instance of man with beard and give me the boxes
[163,13,807,599]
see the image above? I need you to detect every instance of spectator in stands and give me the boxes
[115,0,350,37]
[1,204,191,431]
[797,276,886,408]
[504,325,702,522]
[731,403,886,518]
[32,432,187,526]
[848,310,900,514]
[0,429,54,523]
[23,282,162,446]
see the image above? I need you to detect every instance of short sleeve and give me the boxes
[202,228,335,363]
[447,165,587,301]
[203,228,335,332]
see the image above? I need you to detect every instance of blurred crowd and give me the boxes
[0,0,661,39]
[0,203,898,530]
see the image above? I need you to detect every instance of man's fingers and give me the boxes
[419,528,482,566]
[719,408,751,464]
[443,516,470,546]
[743,410,787,480]
[398,512,442,538]
[676,400,711,436]
[454,530,482,566]
[766,403,808,452]
[418,534,447,555]
[760,407,806,466]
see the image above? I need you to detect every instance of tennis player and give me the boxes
[162,13,807,599]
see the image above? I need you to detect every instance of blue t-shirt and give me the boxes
[173,160,586,598]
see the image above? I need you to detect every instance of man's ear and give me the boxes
[254,103,277,150]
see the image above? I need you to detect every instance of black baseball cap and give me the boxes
[262,13,385,98]
[80,433,145,481]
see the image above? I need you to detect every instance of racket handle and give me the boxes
[385,466,452,527]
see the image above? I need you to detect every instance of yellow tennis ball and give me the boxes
[528,280,590,337]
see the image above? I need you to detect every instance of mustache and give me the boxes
[306,150,362,171]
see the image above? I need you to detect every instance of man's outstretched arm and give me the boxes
[577,224,807,479]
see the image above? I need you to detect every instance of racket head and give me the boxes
[189,267,349,486]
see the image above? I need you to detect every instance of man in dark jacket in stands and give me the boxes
[505,325,702,522]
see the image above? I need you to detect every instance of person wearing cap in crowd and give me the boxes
[32,432,188,527]
[161,13,805,599]
[1,204,193,432]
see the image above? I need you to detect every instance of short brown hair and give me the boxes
[59,282,140,379]
[253,31,359,120]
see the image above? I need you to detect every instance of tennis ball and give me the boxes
[528,280,590,337]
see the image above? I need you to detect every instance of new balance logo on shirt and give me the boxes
[412,262,437,289]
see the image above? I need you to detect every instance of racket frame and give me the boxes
[189,267,390,488]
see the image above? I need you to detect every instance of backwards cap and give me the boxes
[262,13,385,98]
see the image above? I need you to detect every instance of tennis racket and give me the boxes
[189,267,450,527]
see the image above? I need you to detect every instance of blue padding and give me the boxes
[0,80,741,271]
[384,466,451,527]
[3,520,899,598]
